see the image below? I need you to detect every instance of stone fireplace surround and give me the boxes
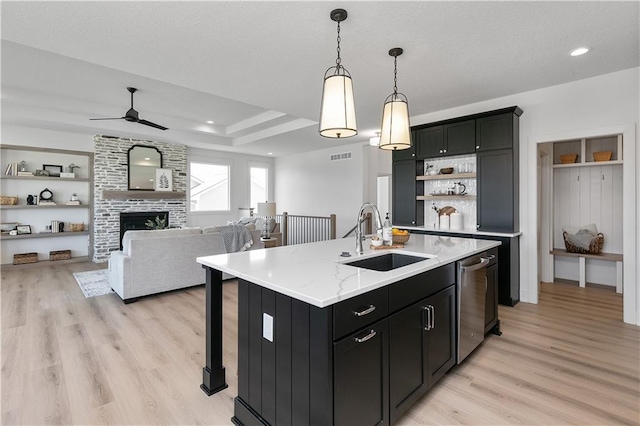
[93,135,187,262]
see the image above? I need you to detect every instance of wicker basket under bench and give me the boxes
[550,249,623,293]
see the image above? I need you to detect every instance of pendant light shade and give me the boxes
[319,9,357,139]
[378,48,411,151]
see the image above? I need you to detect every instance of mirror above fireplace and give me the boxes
[128,145,162,190]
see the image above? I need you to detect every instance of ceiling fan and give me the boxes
[90,87,168,131]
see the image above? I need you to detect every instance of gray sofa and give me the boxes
[108,224,281,302]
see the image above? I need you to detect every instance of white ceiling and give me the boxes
[1,1,638,157]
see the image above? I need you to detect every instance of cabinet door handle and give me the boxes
[443,149,447,153]
[353,305,376,317]
[422,305,431,331]
[429,306,435,329]
[439,149,443,154]
[354,329,377,343]
[476,145,480,150]
[485,276,488,293]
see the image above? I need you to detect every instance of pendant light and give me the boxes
[319,9,357,138]
[378,48,411,151]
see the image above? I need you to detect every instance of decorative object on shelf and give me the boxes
[439,167,454,174]
[593,151,612,162]
[319,8,357,139]
[257,201,277,239]
[19,161,27,172]
[16,225,31,235]
[50,249,72,261]
[379,47,411,151]
[155,168,173,191]
[69,222,85,232]
[66,163,81,173]
[0,195,18,205]
[424,163,435,175]
[66,193,81,205]
[26,194,38,205]
[560,153,578,164]
[1,222,18,233]
[563,223,604,254]
[39,188,55,205]
[34,169,49,177]
[43,164,63,177]
[453,181,467,195]
[13,252,38,265]
[450,212,464,230]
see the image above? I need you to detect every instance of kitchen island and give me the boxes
[197,234,500,425]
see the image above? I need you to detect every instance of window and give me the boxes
[250,165,269,211]
[189,162,230,212]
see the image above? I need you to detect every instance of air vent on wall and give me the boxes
[330,152,352,161]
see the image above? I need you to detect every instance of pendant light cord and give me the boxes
[393,55,398,95]
[335,21,342,69]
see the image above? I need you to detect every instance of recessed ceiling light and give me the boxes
[207,120,214,124]
[268,152,273,155]
[144,157,150,160]
[149,179,154,181]
[569,47,590,57]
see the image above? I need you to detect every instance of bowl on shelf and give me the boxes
[593,151,612,162]
[439,167,454,175]
[560,153,578,164]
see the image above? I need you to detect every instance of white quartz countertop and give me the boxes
[397,226,522,238]
[197,234,501,308]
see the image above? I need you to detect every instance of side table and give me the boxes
[260,237,277,249]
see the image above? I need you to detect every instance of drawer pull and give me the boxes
[354,329,377,343]
[353,305,376,317]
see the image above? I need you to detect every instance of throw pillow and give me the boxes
[245,223,256,231]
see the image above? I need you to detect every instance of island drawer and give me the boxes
[334,286,389,340]
[389,263,455,313]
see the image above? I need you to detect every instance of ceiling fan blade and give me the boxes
[138,119,168,131]
[89,117,124,120]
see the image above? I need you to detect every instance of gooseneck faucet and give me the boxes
[355,202,384,255]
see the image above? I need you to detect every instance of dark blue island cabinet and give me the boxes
[229,263,456,426]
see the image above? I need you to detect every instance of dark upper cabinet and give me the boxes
[389,285,455,423]
[334,318,389,426]
[416,120,475,159]
[444,120,476,156]
[476,113,514,152]
[392,159,423,226]
[415,126,443,159]
[477,148,518,233]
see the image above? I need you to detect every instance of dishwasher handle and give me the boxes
[460,257,490,272]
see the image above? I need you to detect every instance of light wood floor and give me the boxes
[2,262,639,425]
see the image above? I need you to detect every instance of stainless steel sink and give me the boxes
[343,253,430,272]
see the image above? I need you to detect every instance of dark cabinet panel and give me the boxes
[389,285,456,423]
[477,149,518,232]
[472,235,519,306]
[444,120,476,156]
[485,262,498,333]
[392,143,416,161]
[426,286,456,385]
[334,319,389,426]
[416,126,443,159]
[416,121,475,159]
[392,159,423,226]
[333,286,389,340]
[476,113,514,152]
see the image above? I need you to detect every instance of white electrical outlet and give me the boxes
[263,313,273,342]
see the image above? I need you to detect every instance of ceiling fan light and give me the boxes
[319,70,357,138]
[379,95,411,150]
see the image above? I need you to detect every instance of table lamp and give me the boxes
[257,202,276,239]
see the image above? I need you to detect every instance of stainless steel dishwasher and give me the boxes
[456,253,492,363]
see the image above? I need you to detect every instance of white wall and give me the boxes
[186,148,274,227]
[1,124,94,151]
[276,143,366,237]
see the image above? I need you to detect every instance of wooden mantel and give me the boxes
[102,190,187,200]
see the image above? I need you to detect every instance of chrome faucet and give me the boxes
[355,202,384,255]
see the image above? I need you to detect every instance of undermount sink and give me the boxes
[343,253,431,272]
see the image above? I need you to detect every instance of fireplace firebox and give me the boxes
[119,211,169,249]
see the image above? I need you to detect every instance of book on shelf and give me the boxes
[65,200,81,205]
[38,200,56,206]
[17,171,33,176]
